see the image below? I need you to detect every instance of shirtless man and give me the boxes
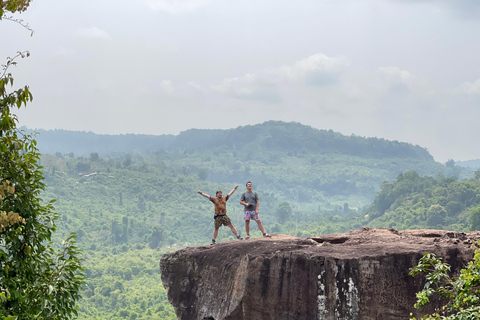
[197,184,243,245]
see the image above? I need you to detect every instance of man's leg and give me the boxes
[227,224,242,239]
[213,226,219,241]
[255,220,271,237]
[255,219,265,234]
[245,220,250,239]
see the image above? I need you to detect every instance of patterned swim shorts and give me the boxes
[244,211,259,221]
[214,214,231,228]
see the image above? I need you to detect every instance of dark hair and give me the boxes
[216,190,222,195]
[246,181,252,186]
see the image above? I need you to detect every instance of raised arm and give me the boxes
[228,184,239,197]
[197,190,211,199]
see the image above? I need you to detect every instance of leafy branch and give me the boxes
[1,51,30,79]
[0,16,34,36]
[410,243,480,320]
[0,52,33,116]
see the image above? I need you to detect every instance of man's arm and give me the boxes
[197,190,211,199]
[255,199,259,214]
[240,193,248,206]
[227,184,239,198]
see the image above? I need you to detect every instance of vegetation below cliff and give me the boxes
[33,121,479,319]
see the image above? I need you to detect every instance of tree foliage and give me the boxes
[28,143,480,318]
[364,171,480,231]
[474,169,480,181]
[469,207,480,231]
[410,245,480,320]
[276,201,292,223]
[1,8,85,320]
[0,0,32,15]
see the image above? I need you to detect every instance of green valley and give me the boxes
[28,121,479,319]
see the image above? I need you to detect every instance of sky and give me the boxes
[2,0,480,163]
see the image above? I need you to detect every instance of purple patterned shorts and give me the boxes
[244,211,259,221]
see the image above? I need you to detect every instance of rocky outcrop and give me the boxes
[160,228,480,320]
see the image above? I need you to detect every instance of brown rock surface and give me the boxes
[160,228,480,320]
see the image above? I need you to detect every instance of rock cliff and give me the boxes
[160,228,480,320]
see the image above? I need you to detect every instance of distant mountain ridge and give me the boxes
[457,159,480,170]
[23,128,175,156]
[26,121,433,160]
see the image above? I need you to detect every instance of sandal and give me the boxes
[263,233,271,238]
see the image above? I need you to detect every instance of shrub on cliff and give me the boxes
[410,245,480,319]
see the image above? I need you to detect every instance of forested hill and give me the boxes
[175,121,433,160]
[364,170,480,232]
[28,121,432,160]
[25,128,176,156]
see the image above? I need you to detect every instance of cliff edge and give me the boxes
[160,228,480,320]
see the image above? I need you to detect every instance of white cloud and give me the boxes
[374,66,432,100]
[213,74,260,95]
[77,26,111,40]
[453,79,480,95]
[278,53,350,82]
[160,80,175,94]
[187,81,203,92]
[212,73,280,103]
[376,67,412,83]
[141,0,215,13]
[212,53,350,103]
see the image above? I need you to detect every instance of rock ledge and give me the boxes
[160,228,480,320]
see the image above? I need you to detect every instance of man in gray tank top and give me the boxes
[240,181,271,240]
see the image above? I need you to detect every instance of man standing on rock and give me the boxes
[197,185,243,245]
[240,181,271,239]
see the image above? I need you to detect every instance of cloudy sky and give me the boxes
[2,0,480,163]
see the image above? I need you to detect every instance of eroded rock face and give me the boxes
[160,228,480,320]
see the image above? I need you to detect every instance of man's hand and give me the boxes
[197,190,201,194]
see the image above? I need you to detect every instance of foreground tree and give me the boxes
[1,0,31,15]
[1,2,85,319]
[409,246,480,319]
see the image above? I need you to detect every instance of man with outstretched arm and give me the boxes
[197,184,243,245]
[240,181,271,240]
